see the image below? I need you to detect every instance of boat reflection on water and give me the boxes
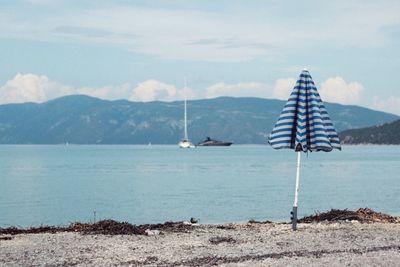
[197,137,233,147]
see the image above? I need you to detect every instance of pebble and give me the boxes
[1,223,400,266]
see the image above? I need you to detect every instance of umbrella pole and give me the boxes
[292,151,301,231]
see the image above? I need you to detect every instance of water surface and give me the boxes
[0,145,399,227]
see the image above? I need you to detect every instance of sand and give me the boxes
[1,221,400,266]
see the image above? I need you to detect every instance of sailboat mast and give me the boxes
[183,78,188,140]
[184,98,188,140]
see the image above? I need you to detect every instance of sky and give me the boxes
[0,0,400,114]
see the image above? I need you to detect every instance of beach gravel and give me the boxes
[1,222,400,266]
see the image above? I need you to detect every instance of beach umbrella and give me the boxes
[268,69,341,230]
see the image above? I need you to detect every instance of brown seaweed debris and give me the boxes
[216,224,236,230]
[0,225,72,235]
[248,219,273,224]
[209,236,236,245]
[298,208,399,223]
[0,220,195,236]
[79,220,194,235]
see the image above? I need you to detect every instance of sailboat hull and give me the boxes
[179,140,195,148]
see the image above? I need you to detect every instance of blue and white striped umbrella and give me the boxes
[268,69,341,230]
[268,69,341,152]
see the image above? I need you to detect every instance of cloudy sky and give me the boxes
[1,0,400,114]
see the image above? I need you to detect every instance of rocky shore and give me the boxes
[1,209,400,266]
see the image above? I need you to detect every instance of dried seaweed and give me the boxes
[209,236,236,245]
[248,219,273,224]
[0,220,194,236]
[298,208,399,223]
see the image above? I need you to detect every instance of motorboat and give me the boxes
[197,137,233,146]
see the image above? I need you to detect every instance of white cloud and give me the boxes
[0,74,196,104]
[319,77,364,105]
[372,96,400,115]
[206,82,271,99]
[129,80,177,102]
[3,73,384,112]
[177,86,197,101]
[272,78,296,100]
[0,73,73,104]
[204,76,365,104]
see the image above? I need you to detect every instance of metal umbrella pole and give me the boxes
[291,151,301,230]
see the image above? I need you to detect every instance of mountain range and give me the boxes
[340,119,400,145]
[0,95,398,144]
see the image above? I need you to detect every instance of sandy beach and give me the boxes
[1,220,400,266]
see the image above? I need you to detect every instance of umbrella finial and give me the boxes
[303,67,308,71]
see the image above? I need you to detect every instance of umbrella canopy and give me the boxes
[268,69,341,152]
[268,69,341,230]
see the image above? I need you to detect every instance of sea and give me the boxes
[0,145,399,227]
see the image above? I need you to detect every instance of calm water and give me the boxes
[0,145,399,227]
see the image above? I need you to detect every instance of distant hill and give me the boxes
[0,95,398,144]
[340,119,400,144]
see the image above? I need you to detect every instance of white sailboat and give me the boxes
[178,80,195,148]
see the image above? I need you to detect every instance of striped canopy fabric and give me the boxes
[268,70,341,152]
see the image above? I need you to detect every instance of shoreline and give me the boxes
[1,221,400,266]
[1,143,399,146]
[1,209,400,266]
[1,208,398,236]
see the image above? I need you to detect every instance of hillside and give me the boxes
[0,95,398,144]
[340,119,400,144]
